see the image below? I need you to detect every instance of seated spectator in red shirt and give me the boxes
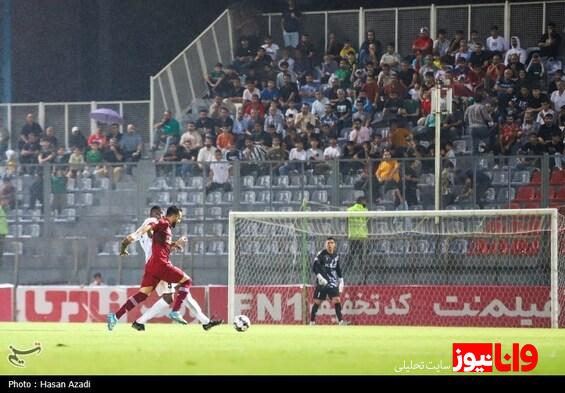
[243,94,266,117]
[87,127,107,148]
[412,27,433,56]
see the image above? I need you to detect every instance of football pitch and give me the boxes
[1,323,564,375]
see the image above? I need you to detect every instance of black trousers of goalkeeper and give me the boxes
[348,239,369,285]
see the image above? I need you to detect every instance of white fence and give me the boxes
[150,9,232,134]
[260,1,565,56]
[0,101,150,150]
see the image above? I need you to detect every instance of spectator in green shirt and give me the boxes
[153,110,180,152]
[347,196,369,283]
[51,168,67,215]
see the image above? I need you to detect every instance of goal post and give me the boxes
[228,209,564,328]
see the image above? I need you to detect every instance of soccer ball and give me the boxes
[233,315,251,332]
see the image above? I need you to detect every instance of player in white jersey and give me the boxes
[124,205,222,331]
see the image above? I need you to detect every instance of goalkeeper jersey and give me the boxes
[313,249,342,288]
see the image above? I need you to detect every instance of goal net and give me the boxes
[228,209,565,328]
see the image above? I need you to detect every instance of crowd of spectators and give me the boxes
[151,0,564,207]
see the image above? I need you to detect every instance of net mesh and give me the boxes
[231,210,565,328]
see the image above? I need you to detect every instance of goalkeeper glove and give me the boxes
[339,278,344,293]
[316,274,328,286]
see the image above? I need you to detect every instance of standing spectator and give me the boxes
[51,168,67,215]
[20,133,40,172]
[206,150,232,194]
[37,139,55,165]
[0,198,7,267]
[433,29,450,58]
[360,30,383,64]
[465,95,494,154]
[67,147,85,179]
[281,0,301,48]
[538,22,562,58]
[69,126,87,151]
[152,110,180,152]
[28,173,44,212]
[120,124,143,162]
[19,113,43,150]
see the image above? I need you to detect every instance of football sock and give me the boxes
[310,303,319,322]
[136,297,170,324]
[115,292,148,319]
[335,303,343,322]
[184,293,210,325]
[172,279,192,312]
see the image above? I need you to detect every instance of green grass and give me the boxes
[0,323,564,375]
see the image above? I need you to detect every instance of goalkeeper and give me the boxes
[310,237,348,325]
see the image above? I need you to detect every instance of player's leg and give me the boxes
[310,287,324,324]
[107,285,154,331]
[330,293,348,325]
[158,264,192,324]
[133,282,174,330]
[183,292,223,330]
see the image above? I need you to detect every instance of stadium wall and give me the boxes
[3,284,561,327]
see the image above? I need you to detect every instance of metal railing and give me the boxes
[259,1,565,56]
[0,101,150,152]
[150,9,233,145]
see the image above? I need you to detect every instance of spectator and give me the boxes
[465,95,494,154]
[281,0,301,48]
[379,43,400,69]
[69,126,87,151]
[264,105,285,135]
[88,127,108,148]
[216,126,235,151]
[326,32,342,59]
[412,27,433,56]
[360,30,382,63]
[37,139,55,165]
[486,25,507,56]
[0,118,9,160]
[206,62,226,97]
[179,122,203,151]
[295,103,316,132]
[243,94,265,117]
[538,22,562,58]
[195,109,216,142]
[28,173,44,212]
[53,146,69,166]
[43,126,59,148]
[106,123,122,143]
[349,118,371,147]
[67,147,85,179]
[20,133,40,171]
[504,36,527,66]
[206,149,232,194]
[152,110,180,152]
[0,178,16,209]
[242,80,261,102]
[433,29,450,58]
[261,36,280,62]
[90,273,105,286]
[102,138,124,186]
[279,74,299,109]
[51,167,67,215]
[120,124,143,162]
[232,37,254,74]
[323,136,341,160]
[551,80,565,112]
[260,80,280,106]
[339,39,356,60]
[197,138,217,166]
[375,149,403,205]
[19,113,43,150]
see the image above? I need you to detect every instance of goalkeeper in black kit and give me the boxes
[310,237,349,325]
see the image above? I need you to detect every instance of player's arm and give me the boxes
[336,258,344,293]
[171,236,188,252]
[312,253,328,286]
[120,223,154,256]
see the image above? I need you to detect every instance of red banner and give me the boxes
[15,285,206,323]
[229,285,563,327]
[0,284,14,321]
[11,284,565,327]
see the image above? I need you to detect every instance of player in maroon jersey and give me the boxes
[107,206,192,330]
